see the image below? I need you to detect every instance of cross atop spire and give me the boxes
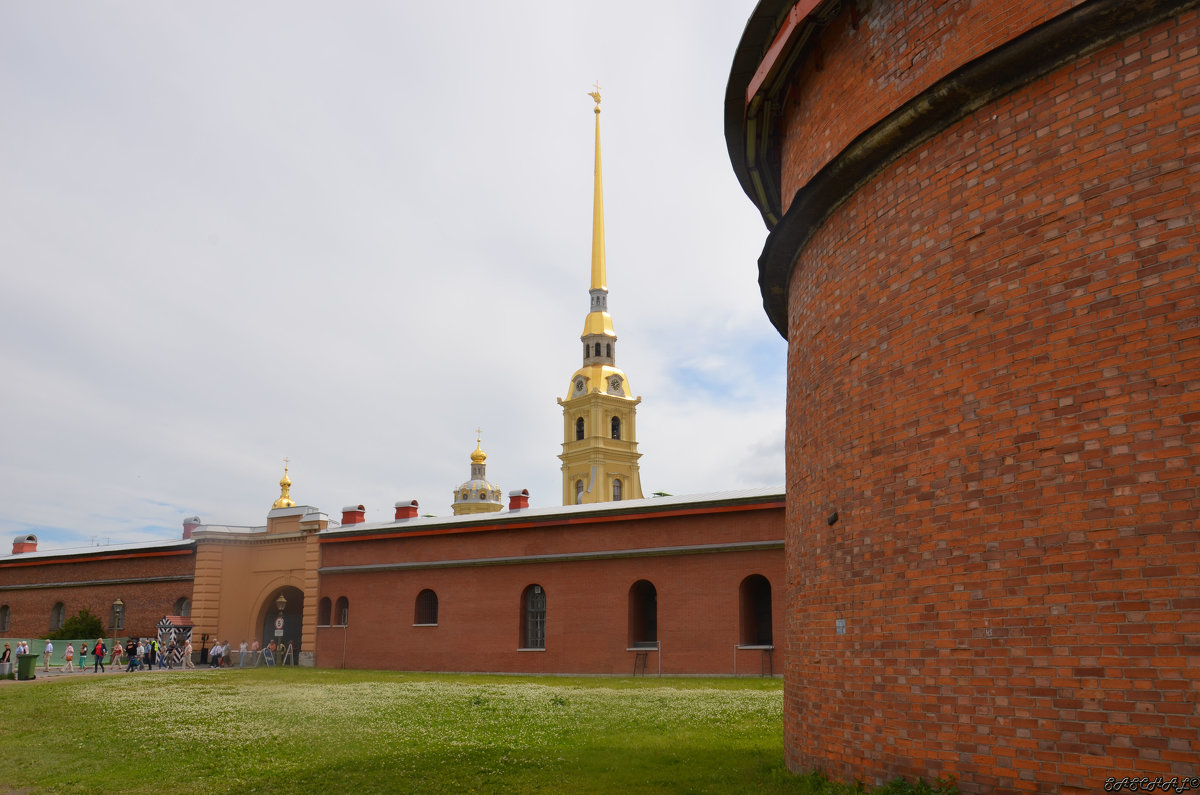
[590,84,606,293]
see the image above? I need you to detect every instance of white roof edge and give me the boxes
[0,536,195,561]
[321,486,786,537]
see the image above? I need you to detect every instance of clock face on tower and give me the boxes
[574,378,585,394]
[608,376,622,394]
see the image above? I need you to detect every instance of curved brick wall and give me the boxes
[779,0,1083,204]
[782,8,1200,791]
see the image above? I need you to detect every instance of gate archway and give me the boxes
[259,585,304,662]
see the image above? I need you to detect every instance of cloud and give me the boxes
[0,0,783,550]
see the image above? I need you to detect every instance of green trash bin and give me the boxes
[16,654,38,680]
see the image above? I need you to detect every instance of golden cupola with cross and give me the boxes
[557,85,644,506]
[452,432,503,516]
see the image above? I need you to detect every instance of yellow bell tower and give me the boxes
[558,85,644,505]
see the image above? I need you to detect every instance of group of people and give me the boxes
[121,636,194,671]
[0,639,111,672]
[207,639,271,667]
[2,636,295,673]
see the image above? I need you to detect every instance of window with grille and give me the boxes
[415,589,438,625]
[521,585,546,650]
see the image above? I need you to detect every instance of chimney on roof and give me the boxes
[394,500,419,520]
[182,516,201,539]
[341,505,366,525]
[508,489,530,511]
[11,534,37,555]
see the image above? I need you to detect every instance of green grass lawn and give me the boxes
[0,669,953,794]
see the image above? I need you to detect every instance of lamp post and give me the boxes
[274,593,287,667]
[111,598,123,662]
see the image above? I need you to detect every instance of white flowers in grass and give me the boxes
[71,674,782,756]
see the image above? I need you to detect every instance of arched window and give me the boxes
[334,597,349,626]
[605,343,611,358]
[50,602,65,631]
[521,585,546,650]
[611,416,621,439]
[173,597,191,617]
[628,580,658,647]
[612,478,623,501]
[0,605,9,632]
[415,589,438,625]
[575,417,584,440]
[739,575,773,646]
[585,343,591,358]
[318,597,332,626]
[575,479,584,505]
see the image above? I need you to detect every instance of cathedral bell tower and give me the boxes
[557,85,644,505]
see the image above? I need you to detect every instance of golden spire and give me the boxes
[272,459,296,509]
[589,81,606,292]
[471,429,487,465]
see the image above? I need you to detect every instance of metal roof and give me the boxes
[321,486,785,539]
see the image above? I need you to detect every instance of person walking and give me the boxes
[80,642,89,672]
[63,643,75,673]
[42,639,53,672]
[92,638,106,673]
[183,638,194,669]
[239,640,248,667]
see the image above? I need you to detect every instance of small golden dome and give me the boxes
[272,461,296,509]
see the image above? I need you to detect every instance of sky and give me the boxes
[0,1,785,552]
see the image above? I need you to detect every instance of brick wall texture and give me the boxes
[0,551,194,640]
[316,506,785,675]
[778,3,1200,791]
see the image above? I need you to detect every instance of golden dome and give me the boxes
[272,461,296,509]
[453,432,502,516]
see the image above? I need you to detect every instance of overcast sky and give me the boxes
[0,1,784,552]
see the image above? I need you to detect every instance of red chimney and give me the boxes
[394,500,419,520]
[11,534,37,554]
[508,489,530,511]
[182,516,201,539]
[341,505,366,525]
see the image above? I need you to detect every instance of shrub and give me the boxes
[45,608,105,640]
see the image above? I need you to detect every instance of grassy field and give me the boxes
[0,668,953,794]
